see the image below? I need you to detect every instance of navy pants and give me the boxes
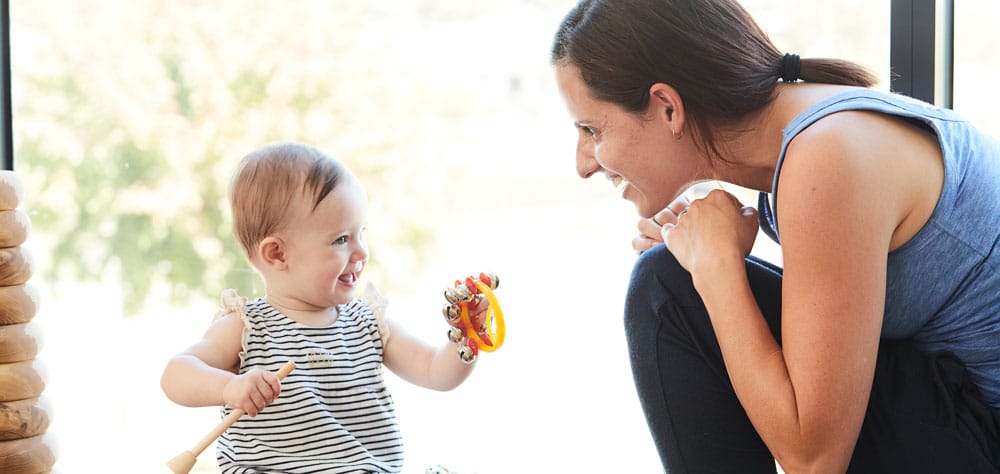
[625,245,1000,473]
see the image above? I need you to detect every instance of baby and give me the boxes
[161,141,486,473]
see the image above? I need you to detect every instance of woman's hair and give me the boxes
[229,141,343,259]
[551,0,878,162]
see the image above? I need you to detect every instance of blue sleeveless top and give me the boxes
[757,89,1000,412]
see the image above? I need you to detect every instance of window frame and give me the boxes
[1,0,12,171]
[890,0,954,107]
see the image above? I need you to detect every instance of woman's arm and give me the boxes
[667,112,928,472]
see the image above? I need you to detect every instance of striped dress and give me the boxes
[217,297,404,473]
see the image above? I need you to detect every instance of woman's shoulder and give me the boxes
[778,101,943,252]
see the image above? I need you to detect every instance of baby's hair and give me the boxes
[229,141,344,259]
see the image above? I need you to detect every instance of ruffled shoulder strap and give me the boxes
[213,288,251,368]
[362,281,390,347]
[214,288,247,321]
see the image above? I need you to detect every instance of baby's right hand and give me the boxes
[222,368,282,417]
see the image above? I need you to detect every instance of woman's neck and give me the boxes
[713,83,861,192]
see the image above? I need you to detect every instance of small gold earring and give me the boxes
[672,129,684,140]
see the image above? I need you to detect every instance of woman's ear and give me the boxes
[648,83,686,137]
[257,236,288,270]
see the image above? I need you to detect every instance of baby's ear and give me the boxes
[257,236,287,269]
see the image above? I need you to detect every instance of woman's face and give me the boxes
[555,63,700,218]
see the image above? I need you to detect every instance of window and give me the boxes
[5,1,986,473]
[954,1,1000,136]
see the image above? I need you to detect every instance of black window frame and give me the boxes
[1,0,12,171]
[891,0,954,107]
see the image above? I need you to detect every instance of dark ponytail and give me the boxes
[798,58,878,87]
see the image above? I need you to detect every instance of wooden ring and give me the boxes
[0,433,57,473]
[0,397,52,441]
[0,360,48,402]
[0,323,43,364]
[0,285,40,325]
[0,210,30,248]
[0,248,33,287]
[0,171,24,212]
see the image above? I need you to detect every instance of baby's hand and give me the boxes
[466,293,491,329]
[223,368,282,417]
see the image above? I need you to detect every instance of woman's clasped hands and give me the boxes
[634,189,759,278]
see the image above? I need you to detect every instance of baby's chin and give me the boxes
[329,290,357,306]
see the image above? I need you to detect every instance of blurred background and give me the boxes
[8,0,997,472]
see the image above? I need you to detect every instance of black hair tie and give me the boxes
[781,53,801,83]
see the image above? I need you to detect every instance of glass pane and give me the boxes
[954,0,1000,136]
[8,1,901,473]
[11,1,655,472]
[742,0,891,88]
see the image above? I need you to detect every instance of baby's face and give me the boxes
[280,172,369,308]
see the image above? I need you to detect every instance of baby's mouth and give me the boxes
[338,272,357,284]
[339,262,365,284]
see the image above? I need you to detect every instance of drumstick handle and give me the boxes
[188,360,296,456]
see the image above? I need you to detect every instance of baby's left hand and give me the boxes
[465,293,489,330]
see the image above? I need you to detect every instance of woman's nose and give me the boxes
[576,142,599,179]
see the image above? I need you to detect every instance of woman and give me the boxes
[551,1,1000,472]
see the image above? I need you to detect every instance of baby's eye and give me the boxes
[333,236,348,245]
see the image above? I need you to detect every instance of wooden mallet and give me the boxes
[166,360,296,474]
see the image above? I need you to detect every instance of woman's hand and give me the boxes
[222,368,282,417]
[632,195,691,253]
[661,189,758,279]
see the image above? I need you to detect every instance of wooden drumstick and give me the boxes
[166,360,296,474]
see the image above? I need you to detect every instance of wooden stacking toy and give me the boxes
[0,170,56,473]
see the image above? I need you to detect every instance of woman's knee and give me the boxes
[624,245,700,341]
[626,245,697,310]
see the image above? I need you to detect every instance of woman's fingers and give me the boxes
[667,195,691,216]
[652,195,691,226]
[636,195,693,252]
[638,216,664,238]
[632,234,660,253]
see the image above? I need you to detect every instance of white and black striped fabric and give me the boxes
[217,298,404,473]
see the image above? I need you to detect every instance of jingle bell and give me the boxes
[480,272,499,290]
[442,303,461,323]
[444,285,473,305]
[447,326,465,344]
[458,345,477,364]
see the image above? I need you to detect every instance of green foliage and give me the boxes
[11,0,485,315]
